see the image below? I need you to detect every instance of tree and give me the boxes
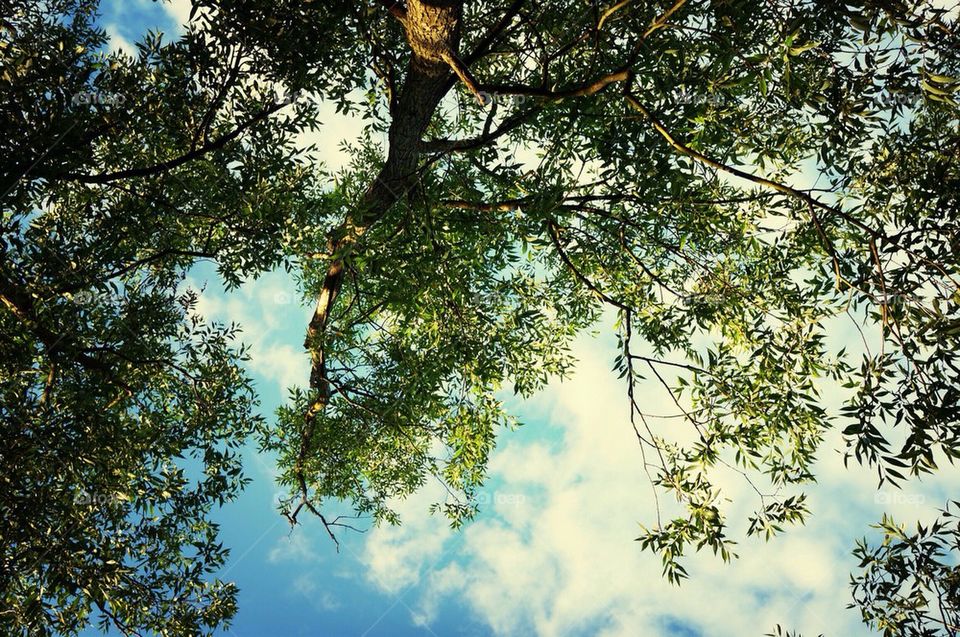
[1,0,320,633]
[1,0,959,634]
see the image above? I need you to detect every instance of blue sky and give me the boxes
[81,2,960,636]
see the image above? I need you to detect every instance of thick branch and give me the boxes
[479,67,631,100]
[295,0,465,518]
[441,49,486,104]
[463,0,525,65]
[422,106,538,152]
[423,68,631,153]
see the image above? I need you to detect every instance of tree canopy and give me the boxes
[1,0,959,634]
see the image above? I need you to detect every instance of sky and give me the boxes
[81,2,960,636]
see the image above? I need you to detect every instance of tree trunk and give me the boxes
[299,0,463,465]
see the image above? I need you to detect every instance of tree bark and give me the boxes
[297,0,464,489]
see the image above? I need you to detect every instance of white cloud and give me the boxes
[316,590,342,612]
[269,530,320,564]
[283,573,343,615]
[247,342,309,395]
[185,269,312,394]
[295,97,377,173]
[104,24,136,56]
[355,327,960,637]
[158,0,192,31]
[931,0,960,19]
[292,572,317,595]
[359,482,456,596]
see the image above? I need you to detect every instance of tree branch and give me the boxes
[423,68,631,153]
[622,91,883,238]
[375,0,407,22]
[55,102,287,184]
[422,106,538,152]
[547,220,630,312]
[479,67,631,100]
[441,48,487,104]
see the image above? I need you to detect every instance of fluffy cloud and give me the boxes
[158,0,192,31]
[295,101,372,173]
[104,24,136,56]
[186,268,312,394]
[269,532,320,565]
[356,327,960,637]
[292,574,342,612]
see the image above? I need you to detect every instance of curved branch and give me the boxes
[479,67,631,100]
[55,102,287,184]
[622,92,882,238]
[423,68,631,153]
[547,219,630,312]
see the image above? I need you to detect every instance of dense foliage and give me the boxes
[852,504,960,637]
[1,0,315,632]
[1,0,958,634]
